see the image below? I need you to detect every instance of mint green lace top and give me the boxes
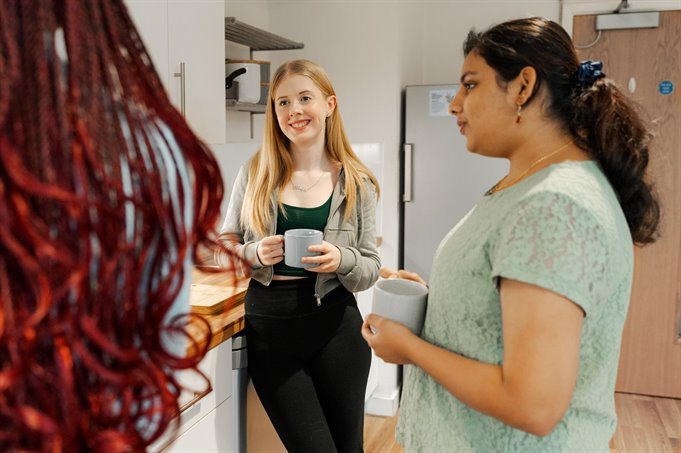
[396,161,633,452]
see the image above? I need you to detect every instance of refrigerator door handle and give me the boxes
[403,143,413,202]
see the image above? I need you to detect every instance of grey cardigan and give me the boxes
[216,164,380,301]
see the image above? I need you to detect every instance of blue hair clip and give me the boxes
[577,60,604,87]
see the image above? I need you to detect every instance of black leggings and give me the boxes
[245,278,371,453]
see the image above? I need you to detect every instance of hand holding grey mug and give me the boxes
[372,278,428,335]
[284,229,323,268]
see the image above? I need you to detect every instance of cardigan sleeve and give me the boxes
[335,179,381,292]
[215,164,263,273]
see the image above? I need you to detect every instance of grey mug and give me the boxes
[284,229,323,268]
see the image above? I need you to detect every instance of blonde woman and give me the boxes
[216,59,380,452]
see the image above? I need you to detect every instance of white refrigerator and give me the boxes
[400,84,507,281]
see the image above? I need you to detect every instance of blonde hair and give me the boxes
[241,59,380,236]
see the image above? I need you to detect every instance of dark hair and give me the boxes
[0,0,241,451]
[463,17,660,244]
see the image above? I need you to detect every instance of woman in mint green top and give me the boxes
[362,17,660,452]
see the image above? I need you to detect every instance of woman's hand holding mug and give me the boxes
[256,235,284,266]
[361,314,417,365]
[302,241,341,273]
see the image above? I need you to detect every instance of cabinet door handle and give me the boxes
[178,384,213,415]
[173,62,186,116]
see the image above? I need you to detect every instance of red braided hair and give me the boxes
[0,0,241,450]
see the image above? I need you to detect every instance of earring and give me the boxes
[516,104,523,124]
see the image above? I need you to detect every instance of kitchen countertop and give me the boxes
[188,267,248,352]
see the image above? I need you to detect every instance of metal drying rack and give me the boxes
[225,17,304,59]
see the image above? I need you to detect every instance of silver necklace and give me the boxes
[291,171,324,192]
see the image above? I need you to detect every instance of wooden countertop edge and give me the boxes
[188,267,250,349]
[204,302,245,350]
[187,288,247,354]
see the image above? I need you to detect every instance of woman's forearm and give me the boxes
[405,337,565,436]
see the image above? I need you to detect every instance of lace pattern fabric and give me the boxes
[396,161,633,452]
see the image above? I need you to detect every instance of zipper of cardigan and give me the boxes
[313,179,342,307]
[314,270,322,306]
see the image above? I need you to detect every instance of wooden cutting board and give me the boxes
[189,284,247,315]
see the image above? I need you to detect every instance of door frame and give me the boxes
[561,0,681,38]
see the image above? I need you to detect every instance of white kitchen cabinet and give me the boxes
[165,397,234,453]
[125,0,226,144]
[167,1,225,144]
[124,1,169,88]
[149,337,233,452]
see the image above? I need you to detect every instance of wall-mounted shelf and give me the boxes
[225,17,304,138]
[225,17,304,58]
[226,99,265,113]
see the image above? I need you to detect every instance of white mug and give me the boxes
[372,278,428,335]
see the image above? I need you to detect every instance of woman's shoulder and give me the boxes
[512,160,630,238]
[358,172,377,188]
[524,160,614,205]
[236,155,260,180]
[337,166,377,192]
[353,166,378,191]
[546,159,604,182]
[233,162,249,185]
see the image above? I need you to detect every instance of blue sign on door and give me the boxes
[658,80,674,95]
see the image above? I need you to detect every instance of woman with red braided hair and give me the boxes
[0,0,240,451]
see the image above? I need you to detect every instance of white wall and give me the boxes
[224,0,560,272]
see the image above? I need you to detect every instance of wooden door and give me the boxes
[573,11,681,398]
